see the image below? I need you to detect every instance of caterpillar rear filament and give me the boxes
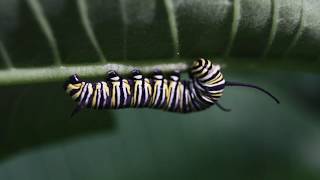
[64,58,279,116]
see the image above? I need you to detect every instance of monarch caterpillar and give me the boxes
[64,58,279,116]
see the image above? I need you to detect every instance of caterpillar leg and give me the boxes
[152,69,164,78]
[64,74,81,90]
[215,102,231,112]
[169,70,181,81]
[131,69,142,79]
[69,74,81,83]
[107,70,121,81]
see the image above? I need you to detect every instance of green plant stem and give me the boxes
[0,62,188,86]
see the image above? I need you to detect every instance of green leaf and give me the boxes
[1,0,320,180]
[1,0,320,85]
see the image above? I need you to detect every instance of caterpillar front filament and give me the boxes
[64,58,279,116]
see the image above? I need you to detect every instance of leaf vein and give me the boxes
[0,41,14,69]
[164,0,180,57]
[77,0,107,63]
[262,0,279,58]
[284,0,305,57]
[27,0,62,66]
[224,0,241,58]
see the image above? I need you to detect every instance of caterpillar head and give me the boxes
[191,58,279,112]
[191,58,221,76]
[191,58,225,99]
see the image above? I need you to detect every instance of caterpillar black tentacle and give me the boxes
[64,58,279,116]
[215,102,232,112]
[224,81,280,104]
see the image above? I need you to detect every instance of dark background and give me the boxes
[0,70,319,180]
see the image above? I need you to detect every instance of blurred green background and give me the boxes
[0,71,320,180]
[1,0,320,179]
